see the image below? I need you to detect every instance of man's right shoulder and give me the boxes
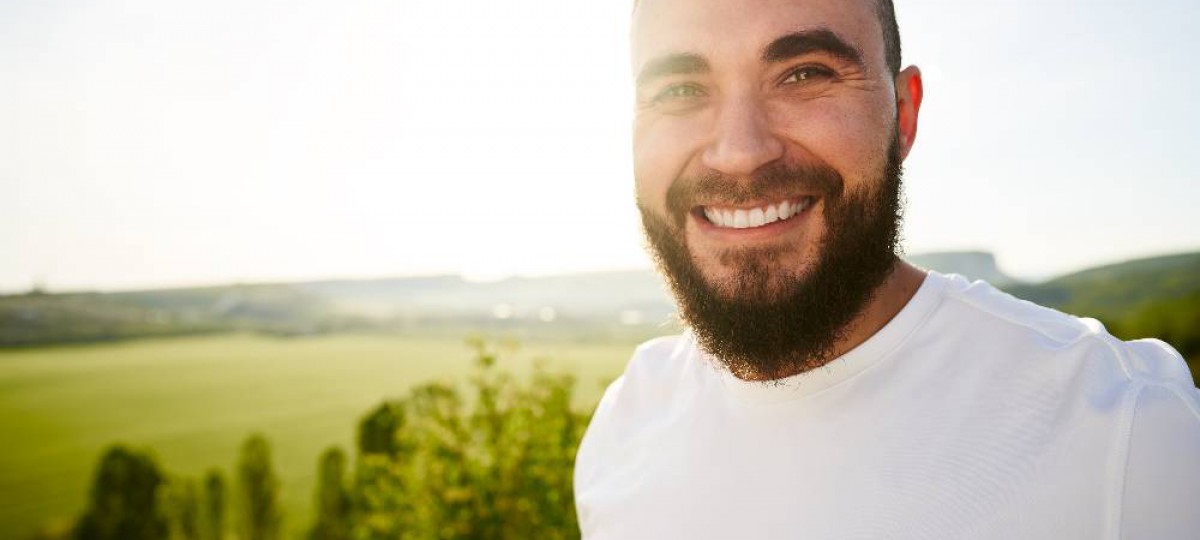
[591,333,699,414]
[625,333,695,379]
[576,333,709,493]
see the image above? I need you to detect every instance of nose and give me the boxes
[701,96,784,176]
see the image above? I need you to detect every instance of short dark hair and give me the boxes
[633,0,902,75]
[875,0,902,75]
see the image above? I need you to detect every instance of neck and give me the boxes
[733,260,927,381]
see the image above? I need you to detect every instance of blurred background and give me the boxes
[3,0,1198,538]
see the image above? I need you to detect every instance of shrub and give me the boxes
[75,445,168,540]
[350,337,589,539]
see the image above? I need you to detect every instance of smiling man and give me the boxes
[573,0,1200,538]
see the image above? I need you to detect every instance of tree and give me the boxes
[236,434,282,540]
[308,447,351,540]
[75,445,168,540]
[202,470,225,540]
[358,402,406,457]
[163,477,200,540]
[349,338,590,539]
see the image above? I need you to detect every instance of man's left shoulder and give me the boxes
[930,273,1195,395]
[937,274,1118,352]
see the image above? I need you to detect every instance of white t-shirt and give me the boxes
[574,271,1200,539]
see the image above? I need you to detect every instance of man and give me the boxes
[573,0,1200,538]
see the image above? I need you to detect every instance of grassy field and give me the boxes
[0,333,637,539]
[2,332,1193,540]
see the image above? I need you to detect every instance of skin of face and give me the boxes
[631,0,924,299]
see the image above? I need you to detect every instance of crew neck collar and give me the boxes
[708,270,948,406]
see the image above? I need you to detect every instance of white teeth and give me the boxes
[748,208,765,227]
[703,197,812,230]
[733,209,748,228]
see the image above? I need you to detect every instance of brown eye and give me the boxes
[781,66,835,85]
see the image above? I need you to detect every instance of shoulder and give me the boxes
[624,333,696,384]
[922,274,1200,533]
[583,333,703,424]
[931,272,1191,382]
[936,272,1114,349]
[929,267,1197,401]
[916,272,1197,421]
[574,334,707,482]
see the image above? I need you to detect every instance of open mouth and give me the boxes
[696,196,817,230]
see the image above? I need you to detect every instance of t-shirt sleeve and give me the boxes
[1119,381,1200,540]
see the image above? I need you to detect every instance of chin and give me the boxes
[692,246,818,305]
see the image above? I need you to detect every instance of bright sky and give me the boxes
[4,0,1199,293]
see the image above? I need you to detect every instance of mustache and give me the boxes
[663,161,844,227]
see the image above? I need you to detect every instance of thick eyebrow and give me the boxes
[635,53,710,88]
[761,29,865,69]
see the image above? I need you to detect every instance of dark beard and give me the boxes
[638,136,904,380]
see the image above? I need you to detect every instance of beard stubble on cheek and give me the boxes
[638,136,904,380]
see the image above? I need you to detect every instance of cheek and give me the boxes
[633,113,710,210]
[769,98,894,185]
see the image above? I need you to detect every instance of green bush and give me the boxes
[75,446,168,540]
[350,337,588,539]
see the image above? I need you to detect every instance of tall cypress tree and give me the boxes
[308,447,351,540]
[202,470,225,540]
[236,434,281,540]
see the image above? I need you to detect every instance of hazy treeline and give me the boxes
[5,253,1197,364]
[46,338,589,540]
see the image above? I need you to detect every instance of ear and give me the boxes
[895,66,923,160]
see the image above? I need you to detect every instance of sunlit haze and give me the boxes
[4,0,1199,293]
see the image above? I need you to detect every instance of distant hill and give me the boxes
[1004,252,1200,320]
[1002,252,1200,360]
[3,251,1198,353]
[908,251,1016,287]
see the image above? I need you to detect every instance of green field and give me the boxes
[0,333,636,539]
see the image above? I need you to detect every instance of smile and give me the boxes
[699,196,816,229]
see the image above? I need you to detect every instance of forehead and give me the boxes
[632,0,883,72]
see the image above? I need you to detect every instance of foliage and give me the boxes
[0,269,676,347]
[237,435,283,540]
[309,448,352,540]
[1001,252,1200,380]
[163,477,200,540]
[351,336,589,539]
[1108,292,1200,362]
[202,470,226,540]
[358,403,408,458]
[74,445,168,540]
[0,334,627,539]
[0,293,224,347]
[62,338,592,539]
[1137,292,1199,358]
[1005,252,1200,322]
